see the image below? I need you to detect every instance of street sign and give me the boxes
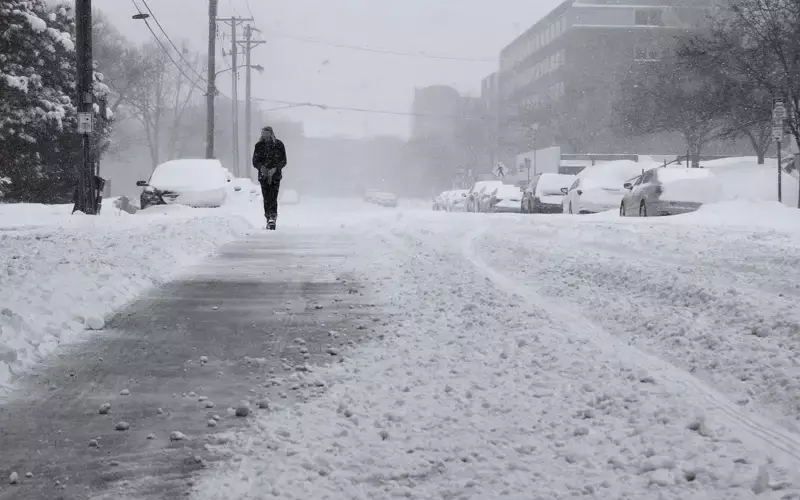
[493,162,508,178]
[773,126,784,141]
[774,99,787,121]
[77,112,93,134]
[517,162,525,174]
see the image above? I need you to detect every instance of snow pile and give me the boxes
[703,157,799,208]
[193,214,800,500]
[0,202,254,390]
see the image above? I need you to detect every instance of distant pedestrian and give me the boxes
[252,126,287,230]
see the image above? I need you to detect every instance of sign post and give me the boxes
[773,99,786,203]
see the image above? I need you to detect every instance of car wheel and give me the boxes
[569,202,574,215]
[620,203,625,217]
[639,201,647,217]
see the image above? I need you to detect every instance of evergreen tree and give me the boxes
[0,0,111,203]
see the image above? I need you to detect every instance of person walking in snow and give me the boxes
[252,126,287,230]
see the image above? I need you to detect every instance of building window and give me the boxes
[635,9,663,26]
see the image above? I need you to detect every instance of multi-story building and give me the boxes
[497,0,712,159]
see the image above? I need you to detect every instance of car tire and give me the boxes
[639,201,647,217]
[620,203,625,217]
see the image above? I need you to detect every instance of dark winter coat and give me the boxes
[252,138,287,181]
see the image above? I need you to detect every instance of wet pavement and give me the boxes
[0,228,381,499]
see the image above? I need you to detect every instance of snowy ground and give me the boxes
[192,201,800,500]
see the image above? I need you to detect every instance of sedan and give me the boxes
[137,159,229,209]
[620,167,720,217]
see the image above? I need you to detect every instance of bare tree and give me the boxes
[695,0,800,155]
[125,41,205,169]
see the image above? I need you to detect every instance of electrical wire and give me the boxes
[131,0,228,98]
[255,98,490,121]
[139,0,209,84]
[267,32,495,63]
[131,0,207,93]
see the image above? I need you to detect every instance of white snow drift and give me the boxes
[0,202,253,391]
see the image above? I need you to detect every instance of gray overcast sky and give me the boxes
[97,0,562,137]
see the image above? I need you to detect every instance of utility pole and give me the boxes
[773,99,786,203]
[74,0,97,215]
[230,22,239,176]
[239,25,265,176]
[205,0,218,159]
[216,16,252,177]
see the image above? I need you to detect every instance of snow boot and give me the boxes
[267,217,276,230]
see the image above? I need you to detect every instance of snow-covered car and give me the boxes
[137,159,229,209]
[364,189,381,203]
[446,189,468,212]
[522,173,574,214]
[620,167,721,217]
[280,189,300,205]
[489,184,523,213]
[466,180,503,212]
[432,191,450,211]
[371,192,398,207]
[561,161,648,214]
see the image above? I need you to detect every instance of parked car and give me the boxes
[562,161,647,214]
[467,180,503,212]
[489,184,523,213]
[137,159,229,209]
[620,167,720,217]
[446,189,469,212]
[371,191,398,207]
[364,189,381,203]
[432,191,451,211]
[522,173,574,213]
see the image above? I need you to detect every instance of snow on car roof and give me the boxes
[149,159,227,191]
[656,167,715,182]
[494,184,522,197]
[579,160,653,188]
[536,173,574,195]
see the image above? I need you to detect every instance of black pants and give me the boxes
[260,178,281,219]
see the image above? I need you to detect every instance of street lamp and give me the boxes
[132,13,150,20]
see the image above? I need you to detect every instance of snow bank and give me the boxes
[703,157,799,208]
[0,202,254,390]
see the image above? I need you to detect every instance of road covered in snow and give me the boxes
[193,201,800,500]
[3,195,800,499]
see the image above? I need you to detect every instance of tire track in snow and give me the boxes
[462,227,800,468]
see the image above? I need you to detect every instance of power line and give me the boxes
[255,98,489,121]
[130,0,207,94]
[245,0,254,19]
[139,0,208,84]
[131,0,229,98]
[268,32,495,63]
